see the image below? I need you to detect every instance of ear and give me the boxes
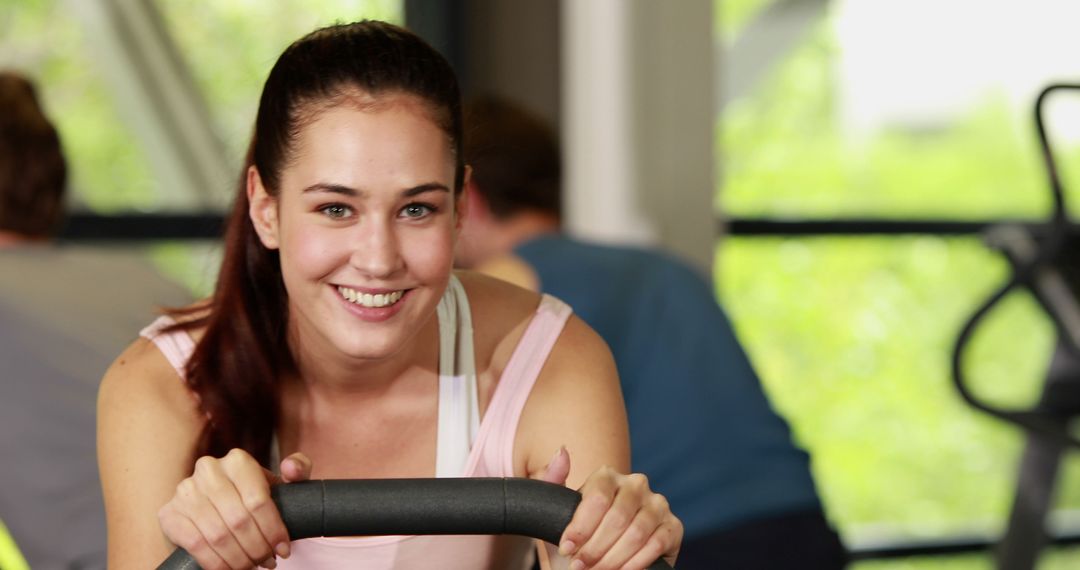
[461,168,496,223]
[247,165,280,250]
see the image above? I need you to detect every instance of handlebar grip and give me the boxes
[157,478,673,570]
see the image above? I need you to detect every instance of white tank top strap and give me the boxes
[434,274,481,477]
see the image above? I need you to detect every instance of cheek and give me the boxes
[403,227,456,277]
[280,223,344,281]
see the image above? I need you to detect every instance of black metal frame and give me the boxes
[59,212,223,241]
[59,214,1066,242]
[727,218,1060,237]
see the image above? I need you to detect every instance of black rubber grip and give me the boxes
[156,477,672,569]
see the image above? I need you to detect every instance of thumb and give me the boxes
[279,452,313,484]
[540,446,570,486]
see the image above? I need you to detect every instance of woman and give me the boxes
[98,21,682,570]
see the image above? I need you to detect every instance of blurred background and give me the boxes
[4,0,1080,568]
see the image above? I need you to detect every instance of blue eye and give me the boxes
[320,204,353,219]
[401,203,436,219]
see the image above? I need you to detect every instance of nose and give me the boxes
[349,217,404,278]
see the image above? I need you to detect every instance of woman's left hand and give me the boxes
[541,448,682,570]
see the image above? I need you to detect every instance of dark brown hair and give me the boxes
[463,95,561,219]
[171,21,464,464]
[0,71,67,237]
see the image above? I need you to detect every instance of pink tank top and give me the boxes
[141,278,573,570]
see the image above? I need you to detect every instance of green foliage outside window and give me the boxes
[1,0,402,212]
[717,3,1080,568]
[156,0,403,176]
[1,0,157,211]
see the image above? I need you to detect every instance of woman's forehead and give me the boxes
[282,99,455,191]
[299,89,443,129]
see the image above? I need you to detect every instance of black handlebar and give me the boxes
[157,478,673,570]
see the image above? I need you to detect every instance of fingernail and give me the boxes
[550,447,563,463]
[559,539,576,556]
[261,559,277,569]
[275,542,290,559]
[570,559,586,570]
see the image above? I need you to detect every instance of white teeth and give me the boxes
[337,286,404,308]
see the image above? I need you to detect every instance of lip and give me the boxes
[334,284,405,295]
[332,284,411,322]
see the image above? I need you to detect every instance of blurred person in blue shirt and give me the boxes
[457,95,847,569]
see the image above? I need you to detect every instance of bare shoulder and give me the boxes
[517,312,629,484]
[530,313,621,416]
[99,334,203,432]
[518,313,629,482]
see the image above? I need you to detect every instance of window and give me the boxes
[2,2,403,295]
[1,2,157,212]
[1,1,403,214]
[157,0,404,183]
[718,1,1080,567]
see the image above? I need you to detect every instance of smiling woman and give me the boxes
[96,20,682,570]
[248,98,459,362]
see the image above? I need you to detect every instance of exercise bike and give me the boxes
[953,82,1080,570]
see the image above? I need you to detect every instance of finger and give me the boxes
[571,474,652,568]
[279,452,313,483]
[180,476,257,569]
[161,512,232,570]
[218,450,292,560]
[197,460,278,565]
[539,446,570,485]
[618,516,682,570]
[589,503,665,570]
[559,466,619,558]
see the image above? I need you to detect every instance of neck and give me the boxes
[468,211,558,267]
[499,210,559,248]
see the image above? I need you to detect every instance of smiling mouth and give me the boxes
[336,286,406,308]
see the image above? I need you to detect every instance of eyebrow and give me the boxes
[301,182,450,198]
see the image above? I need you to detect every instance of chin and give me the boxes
[358,337,409,360]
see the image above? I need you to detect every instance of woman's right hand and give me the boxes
[157,448,313,570]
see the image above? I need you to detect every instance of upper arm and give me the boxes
[97,338,204,568]
[514,315,629,488]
